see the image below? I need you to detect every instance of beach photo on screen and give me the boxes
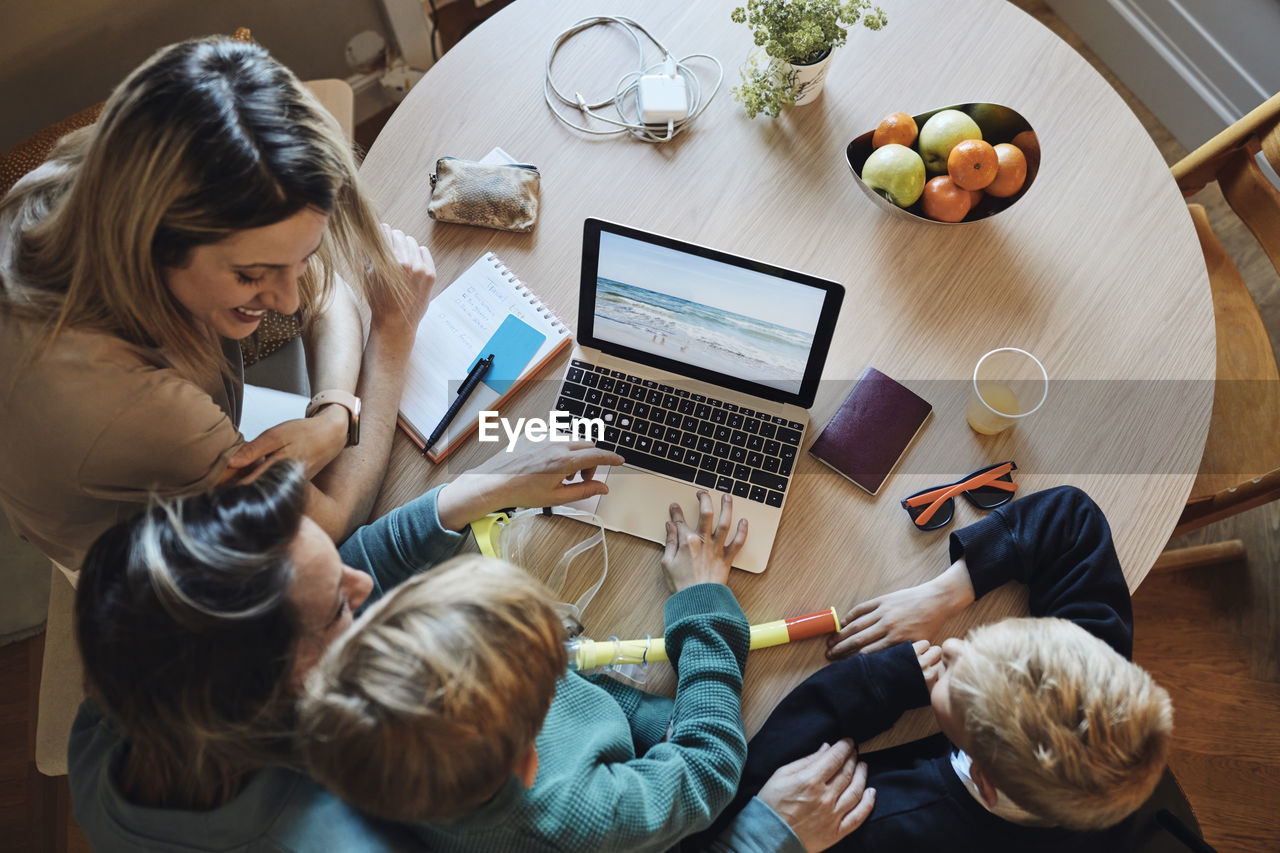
[594,232,825,393]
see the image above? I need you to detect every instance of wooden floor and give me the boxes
[2,2,1278,850]
[1137,509,1280,852]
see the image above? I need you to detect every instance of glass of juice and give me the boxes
[966,348,1048,435]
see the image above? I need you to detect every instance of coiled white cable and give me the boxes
[544,15,723,143]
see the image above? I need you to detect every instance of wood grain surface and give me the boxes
[358,0,1215,742]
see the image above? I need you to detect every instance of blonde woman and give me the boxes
[0,37,431,573]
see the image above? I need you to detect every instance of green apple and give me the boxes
[918,109,982,172]
[861,143,926,208]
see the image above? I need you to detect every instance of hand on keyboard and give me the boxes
[660,491,748,592]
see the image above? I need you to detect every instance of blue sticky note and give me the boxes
[470,314,546,395]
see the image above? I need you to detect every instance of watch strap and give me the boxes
[306,390,361,447]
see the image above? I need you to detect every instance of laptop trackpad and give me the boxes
[583,466,776,574]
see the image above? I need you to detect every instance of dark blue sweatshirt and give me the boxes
[696,485,1170,852]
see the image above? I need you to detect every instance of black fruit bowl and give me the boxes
[846,102,1038,224]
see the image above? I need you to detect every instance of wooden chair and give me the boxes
[1153,92,1280,571]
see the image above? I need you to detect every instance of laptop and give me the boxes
[556,218,844,573]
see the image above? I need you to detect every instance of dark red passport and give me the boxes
[809,367,932,495]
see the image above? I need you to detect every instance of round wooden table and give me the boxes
[361,0,1213,742]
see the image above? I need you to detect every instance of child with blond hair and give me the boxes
[299,493,878,852]
[300,556,569,823]
[695,485,1175,852]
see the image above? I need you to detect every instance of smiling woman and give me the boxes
[0,36,434,574]
[165,208,328,339]
[0,36,444,783]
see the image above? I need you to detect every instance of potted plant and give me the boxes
[731,0,887,118]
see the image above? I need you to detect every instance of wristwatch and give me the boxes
[306,390,362,447]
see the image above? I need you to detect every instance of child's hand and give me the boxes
[826,559,975,660]
[659,491,747,593]
[914,640,943,692]
[756,739,876,852]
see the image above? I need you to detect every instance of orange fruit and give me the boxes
[947,139,999,190]
[1010,130,1040,164]
[921,176,973,223]
[985,143,1028,198]
[1011,130,1041,183]
[872,112,918,149]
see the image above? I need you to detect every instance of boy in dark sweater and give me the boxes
[702,485,1174,851]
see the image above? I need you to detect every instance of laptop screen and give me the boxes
[578,219,844,408]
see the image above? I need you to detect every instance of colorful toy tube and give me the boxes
[568,607,841,672]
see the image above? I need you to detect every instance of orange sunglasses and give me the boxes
[901,461,1018,530]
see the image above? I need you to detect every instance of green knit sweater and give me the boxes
[411,582,751,852]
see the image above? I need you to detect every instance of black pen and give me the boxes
[423,353,495,454]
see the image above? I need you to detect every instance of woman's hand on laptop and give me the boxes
[660,491,747,592]
[436,440,623,531]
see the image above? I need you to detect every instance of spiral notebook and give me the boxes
[398,253,571,461]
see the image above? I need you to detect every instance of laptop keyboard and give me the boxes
[555,359,803,505]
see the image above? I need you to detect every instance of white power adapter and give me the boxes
[637,55,688,125]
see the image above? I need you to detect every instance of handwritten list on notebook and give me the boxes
[398,253,571,461]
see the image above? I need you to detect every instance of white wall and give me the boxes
[1044,0,1280,150]
[0,0,393,152]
